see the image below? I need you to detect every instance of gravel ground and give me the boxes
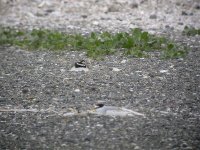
[0,0,200,149]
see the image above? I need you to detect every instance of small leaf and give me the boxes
[90,32,97,39]
[167,43,174,50]
[141,32,149,42]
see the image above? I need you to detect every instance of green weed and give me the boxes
[182,26,200,36]
[0,26,187,59]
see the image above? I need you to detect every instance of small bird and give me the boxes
[93,103,145,117]
[75,60,86,68]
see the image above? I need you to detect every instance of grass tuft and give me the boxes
[182,26,200,36]
[0,26,188,59]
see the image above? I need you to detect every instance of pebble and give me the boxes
[159,70,168,73]
[120,60,127,63]
[130,3,138,9]
[74,89,80,92]
[182,11,193,16]
[149,14,157,19]
[112,67,121,72]
[195,5,200,10]
[92,21,99,26]
[81,15,88,18]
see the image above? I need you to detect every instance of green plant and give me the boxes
[0,26,188,59]
[182,26,200,36]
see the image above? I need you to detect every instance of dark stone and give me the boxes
[101,17,111,20]
[45,9,54,13]
[107,6,119,12]
[84,137,91,142]
[149,14,157,19]
[165,25,170,28]
[178,22,184,25]
[35,13,45,17]
[81,15,88,18]
[165,25,174,30]
[22,89,29,94]
[176,2,181,6]
[195,5,200,10]
[116,17,122,21]
[130,3,138,9]
[182,11,188,15]
[181,11,193,16]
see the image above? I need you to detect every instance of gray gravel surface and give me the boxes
[0,0,200,149]
[1,35,200,149]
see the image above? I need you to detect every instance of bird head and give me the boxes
[94,103,104,109]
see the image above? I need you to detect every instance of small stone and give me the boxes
[181,11,193,16]
[195,5,200,10]
[112,67,121,72]
[178,22,184,25]
[182,11,188,15]
[120,60,127,63]
[159,70,168,73]
[165,25,174,30]
[22,89,29,94]
[60,69,65,73]
[35,12,45,17]
[116,17,122,21]
[130,3,138,9]
[129,88,134,92]
[107,6,119,12]
[74,89,80,92]
[45,9,54,13]
[176,2,181,6]
[92,21,99,25]
[38,1,45,8]
[81,15,87,18]
[135,17,142,20]
[149,14,157,19]
[142,75,148,79]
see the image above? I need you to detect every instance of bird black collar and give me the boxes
[75,60,86,68]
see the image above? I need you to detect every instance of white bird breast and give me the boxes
[69,66,89,72]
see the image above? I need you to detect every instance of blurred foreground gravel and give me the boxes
[0,0,200,149]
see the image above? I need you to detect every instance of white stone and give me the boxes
[159,70,168,73]
[60,69,65,73]
[120,60,127,63]
[112,67,121,72]
[143,75,149,79]
[92,21,99,25]
[74,89,80,92]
